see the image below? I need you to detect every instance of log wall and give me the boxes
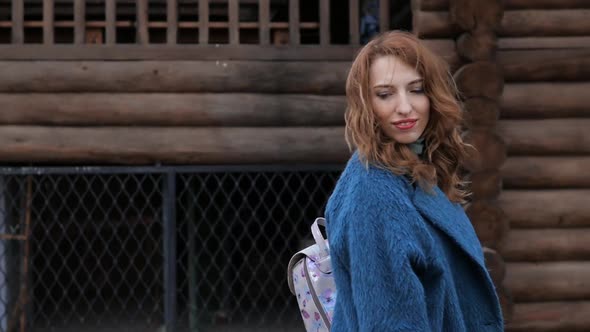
[495,0,590,331]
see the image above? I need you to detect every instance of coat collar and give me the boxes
[411,185,485,269]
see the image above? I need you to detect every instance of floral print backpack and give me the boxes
[287,217,336,331]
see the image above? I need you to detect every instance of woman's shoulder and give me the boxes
[338,152,410,195]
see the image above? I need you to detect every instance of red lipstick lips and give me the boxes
[393,119,417,130]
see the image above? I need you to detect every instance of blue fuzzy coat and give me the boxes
[325,153,504,332]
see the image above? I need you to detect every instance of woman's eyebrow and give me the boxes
[373,78,423,89]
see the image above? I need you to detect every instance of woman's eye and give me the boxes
[411,88,424,94]
[376,92,391,99]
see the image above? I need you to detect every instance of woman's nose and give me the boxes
[396,93,412,115]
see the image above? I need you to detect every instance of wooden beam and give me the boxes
[137,0,149,44]
[259,0,270,45]
[43,0,54,45]
[501,83,590,118]
[0,41,458,61]
[0,126,349,164]
[74,0,86,44]
[498,119,590,155]
[167,0,178,45]
[505,262,590,302]
[507,301,590,332]
[105,0,116,44]
[454,62,504,100]
[0,93,346,126]
[463,130,506,172]
[500,10,590,37]
[499,190,590,228]
[319,0,330,46]
[505,0,590,9]
[502,229,590,262]
[199,0,209,44]
[499,49,590,82]
[289,0,300,45]
[499,36,590,50]
[349,0,360,45]
[11,0,24,44]
[502,157,590,189]
[469,170,502,200]
[414,0,448,11]
[228,0,239,45]
[379,0,390,33]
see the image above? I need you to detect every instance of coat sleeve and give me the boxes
[342,185,432,331]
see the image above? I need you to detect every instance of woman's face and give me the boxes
[369,55,430,144]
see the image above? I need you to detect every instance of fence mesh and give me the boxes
[0,166,341,332]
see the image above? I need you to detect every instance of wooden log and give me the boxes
[0,55,460,92]
[0,126,349,164]
[463,130,507,172]
[454,62,504,100]
[499,49,590,82]
[505,0,590,9]
[502,157,590,189]
[500,10,590,37]
[457,28,497,62]
[499,36,590,50]
[412,11,456,38]
[501,83,590,118]
[507,301,590,332]
[505,262,590,302]
[498,119,590,155]
[498,285,515,323]
[484,247,506,285]
[0,42,459,62]
[0,93,346,126]
[450,0,503,31]
[502,229,590,262]
[469,170,502,200]
[463,98,499,128]
[466,200,509,249]
[499,190,590,228]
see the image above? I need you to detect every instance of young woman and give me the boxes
[325,31,504,331]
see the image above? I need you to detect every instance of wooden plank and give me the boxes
[502,229,590,262]
[502,157,590,189]
[0,93,346,126]
[505,262,590,301]
[349,0,359,45]
[11,0,24,44]
[228,0,239,45]
[499,36,590,50]
[199,0,209,44]
[500,10,590,37]
[43,0,54,45]
[0,126,349,164]
[0,55,458,93]
[137,0,149,44]
[501,83,590,118]
[289,0,300,45]
[105,0,116,44]
[507,301,590,332]
[319,0,330,45]
[499,49,590,82]
[505,0,590,10]
[167,0,178,45]
[0,40,458,61]
[258,0,270,45]
[74,0,85,44]
[498,119,590,155]
[379,0,390,32]
[415,0,448,11]
[499,190,590,228]
[465,200,509,249]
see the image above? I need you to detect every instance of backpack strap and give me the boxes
[287,217,331,294]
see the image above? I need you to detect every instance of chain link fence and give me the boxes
[0,165,341,332]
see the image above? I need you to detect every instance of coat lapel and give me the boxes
[411,185,486,269]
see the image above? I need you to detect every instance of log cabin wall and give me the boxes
[417,0,590,331]
[0,0,458,166]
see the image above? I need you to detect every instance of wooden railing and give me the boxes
[0,0,393,46]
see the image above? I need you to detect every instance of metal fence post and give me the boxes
[163,172,177,332]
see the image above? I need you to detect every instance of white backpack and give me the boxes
[287,217,336,331]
